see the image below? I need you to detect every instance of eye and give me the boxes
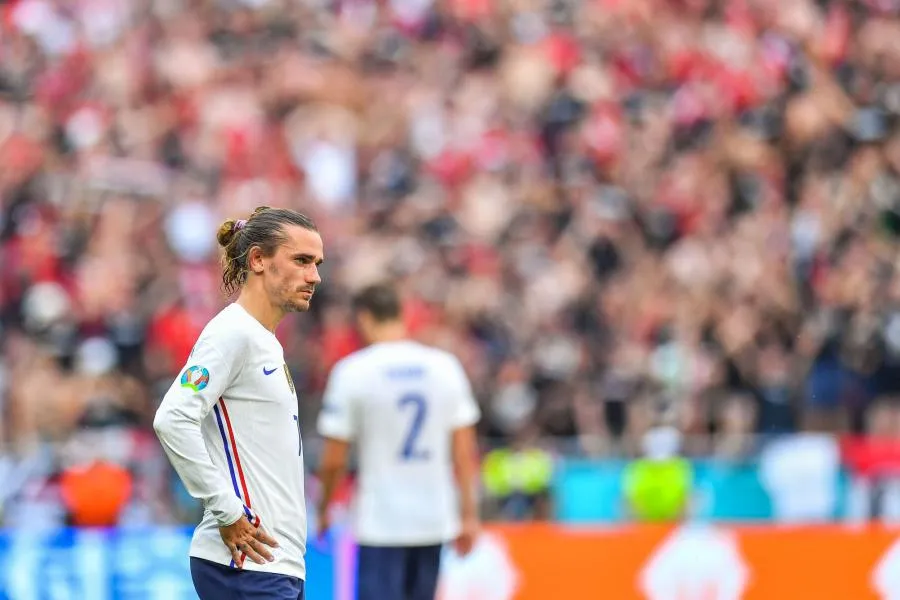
[293,255,323,266]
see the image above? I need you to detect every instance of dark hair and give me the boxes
[216,206,318,296]
[352,283,402,322]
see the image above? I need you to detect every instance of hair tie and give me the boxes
[233,219,247,232]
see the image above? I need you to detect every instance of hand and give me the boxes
[454,516,479,557]
[219,516,279,568]
[316,505,331,541]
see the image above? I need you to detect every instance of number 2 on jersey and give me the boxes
[398,393,430,461]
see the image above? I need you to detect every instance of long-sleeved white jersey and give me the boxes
[317,340,480,546]
[153,303,307,579]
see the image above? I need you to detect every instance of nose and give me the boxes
[307,264,322,285]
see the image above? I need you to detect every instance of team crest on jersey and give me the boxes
[181,365,210,392]
[284,364,296,395]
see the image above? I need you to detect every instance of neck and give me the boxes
[367,321,408,344]
[236,286,283,333]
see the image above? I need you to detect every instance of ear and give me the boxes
[247,246,266,274]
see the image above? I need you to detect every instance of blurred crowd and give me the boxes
[7,0,900,524]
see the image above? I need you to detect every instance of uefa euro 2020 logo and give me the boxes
[181,365,210,392]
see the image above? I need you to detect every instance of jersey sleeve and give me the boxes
[317,361,358,441]
[153,337,246,527]
[447,356,481,429]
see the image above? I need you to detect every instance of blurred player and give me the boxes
[154,206,324,600]
[316,283,481,600]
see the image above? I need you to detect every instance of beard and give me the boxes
[275,278,315,313]
[282,298,310,313]
[281,287,314,313]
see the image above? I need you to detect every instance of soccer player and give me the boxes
[316,283,481,600]
[153,206,324,600]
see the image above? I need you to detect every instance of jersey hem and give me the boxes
[354,533,458,547]
[189,548,307,580]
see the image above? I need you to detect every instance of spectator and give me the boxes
[59,459,133,528]
[4,0,900,525]
[481,426,553,521]
[623,426,692,523]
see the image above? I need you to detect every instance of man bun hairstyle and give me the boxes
[217,206,318,296]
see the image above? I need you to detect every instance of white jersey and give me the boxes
[153,303,307,580]
[317,340,480,546]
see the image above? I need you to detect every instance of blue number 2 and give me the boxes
[398,393,429,461]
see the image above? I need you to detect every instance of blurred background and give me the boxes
[5,0,900,597]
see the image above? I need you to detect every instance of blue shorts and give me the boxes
[190,557,305,600]
[356,544,442,600]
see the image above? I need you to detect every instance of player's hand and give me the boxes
[219,516,279,568]
[316,505,331,541]
[454,516,479,557]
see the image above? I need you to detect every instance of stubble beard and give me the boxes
[283,300,309,313]
[281,293,310,313]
